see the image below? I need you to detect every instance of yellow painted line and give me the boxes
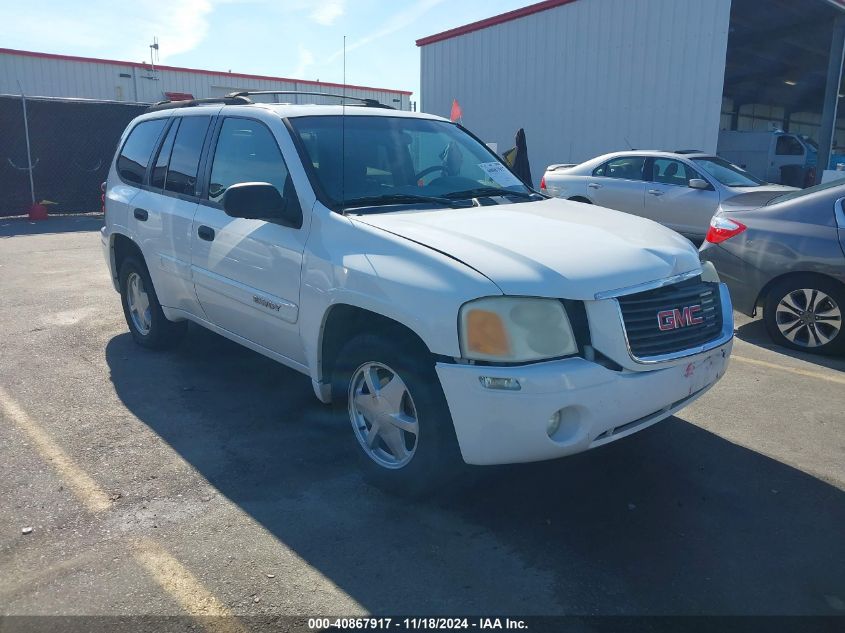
[732,354,845,386]
[0,386,110,512]
[132,538,246,633]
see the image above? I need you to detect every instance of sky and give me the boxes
[0,0,532,102]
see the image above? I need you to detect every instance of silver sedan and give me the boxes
[541,150,794,240]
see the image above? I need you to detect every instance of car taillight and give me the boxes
[540,176,546,191]
[705,216,746,244]
[101,182,106,215]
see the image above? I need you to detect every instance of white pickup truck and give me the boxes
[102,93,733,494]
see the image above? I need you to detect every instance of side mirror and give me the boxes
[222,182,301,227]
[689,178,710,190]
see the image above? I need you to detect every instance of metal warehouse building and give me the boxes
[418,0,845,186]
[0,48,412,109]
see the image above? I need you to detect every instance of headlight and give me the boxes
[459,297,578,362]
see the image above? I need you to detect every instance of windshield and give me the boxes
[692,156,765,187]
[288,115,533,211]
[768,178,845,205]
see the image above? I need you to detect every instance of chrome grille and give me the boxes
[617,277,723,358]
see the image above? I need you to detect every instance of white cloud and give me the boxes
[329,0,446,60]
[310,0,345,26]
[294,45,316,77]
[3,0,215,63]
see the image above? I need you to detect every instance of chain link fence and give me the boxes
[0,95,147,217]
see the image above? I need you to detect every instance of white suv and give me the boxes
[102,93,733,494]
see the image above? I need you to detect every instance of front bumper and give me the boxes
[436,340,732,465]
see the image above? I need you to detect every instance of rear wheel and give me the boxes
[332,334,463,496]
[763,275,844,355]
[119,255,187,349]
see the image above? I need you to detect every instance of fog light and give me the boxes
[478,376,521,391]
[546,410,561,437]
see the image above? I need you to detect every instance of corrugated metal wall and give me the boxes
[0,51,410,110]
[420,0,732,186]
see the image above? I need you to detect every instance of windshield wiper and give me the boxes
[343,193,473,212]
[443,187,538,200]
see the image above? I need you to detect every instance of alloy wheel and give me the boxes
[126,271,152,335]
[775,288,842,348]
[348,362,419,469]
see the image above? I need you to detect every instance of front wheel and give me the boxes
[332,334,463,496]
[763,275,844,355]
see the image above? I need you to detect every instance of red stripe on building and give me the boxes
[0,47,413,95]
[416,0,580,46]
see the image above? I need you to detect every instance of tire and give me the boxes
[332,333,463,496]
[763,274,845,355]
[118,255,187,350]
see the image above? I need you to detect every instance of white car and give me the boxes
[541,150,795,239]
[102,94,733,495]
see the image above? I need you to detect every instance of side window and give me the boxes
[599,156,646,181]
[209,118,296,208]
[776,136,804,156]
[117,119,167,184]
[150,120,179,190]
[165,116,211,196]
[653,159,694,186]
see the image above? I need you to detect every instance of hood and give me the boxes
[352,198,701,300]
[719,189,792,212]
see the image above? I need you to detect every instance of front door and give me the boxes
[644,158,720,237]
[191,116,308,365]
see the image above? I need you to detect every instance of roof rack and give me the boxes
[225,90,394,109]
[146,96,252,112]
[674,149,705,154]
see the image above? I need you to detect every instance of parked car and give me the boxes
[102,94,733,495]
[541,150,795,240]
[717,130,818,187]
[700,180,845,355]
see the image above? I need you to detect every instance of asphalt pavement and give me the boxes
[1,216,843,623]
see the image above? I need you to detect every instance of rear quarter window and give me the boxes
[117,119,167,184]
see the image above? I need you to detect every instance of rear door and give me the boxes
[644,158,719,237]
[585,155,647,215]
[190,115,308,365]
[837,198,845,256]
[130,112,214,315]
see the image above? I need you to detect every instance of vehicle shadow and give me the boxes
[105,326,845,615]
[735,317,845,372]
[0,214,103,238]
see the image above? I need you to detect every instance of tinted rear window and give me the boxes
[165,116,211,196]
[117,119,167,184]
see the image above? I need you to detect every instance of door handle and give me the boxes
[647,189,664,196]
[197,225,215,241]
[587,182,602,189]
[133,208,148,221]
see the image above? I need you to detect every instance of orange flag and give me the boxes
[450,99,463,122]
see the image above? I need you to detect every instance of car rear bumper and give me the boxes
[101,228,119,292]
[699,242,762,316]
[435,340,732,465]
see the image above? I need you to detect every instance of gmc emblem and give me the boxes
[657,305,704,331]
